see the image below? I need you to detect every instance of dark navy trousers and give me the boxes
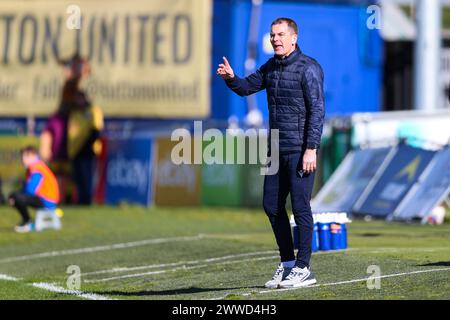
[263,151,315,269]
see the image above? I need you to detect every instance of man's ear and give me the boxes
[292,35,298,45]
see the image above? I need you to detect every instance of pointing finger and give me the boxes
[223,56,230,67]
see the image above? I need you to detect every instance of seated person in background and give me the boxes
[8,146,60,233]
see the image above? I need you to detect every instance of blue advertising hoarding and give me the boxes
[393,148,450,221]
[312,147,391,213]
[352,144,437,218]
[105,137,154,206]
[211,0,383,121]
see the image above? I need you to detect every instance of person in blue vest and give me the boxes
[8,146,60,233]
[217,17,325,288]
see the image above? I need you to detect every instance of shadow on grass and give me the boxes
[353,233,382,237]
[417,261,450,267]
[92,285,264,297]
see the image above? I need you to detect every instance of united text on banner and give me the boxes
[0,0,211,117]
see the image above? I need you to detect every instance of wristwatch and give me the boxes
[306,143,319,150]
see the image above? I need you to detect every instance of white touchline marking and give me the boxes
[3,244,450,299]
[84,255,281,283]
[0,235,207,264]
[83,247,359,282]
[82,248,355,278]
[0,274,20,281]
[359,247,450,254]
[32,283,115,300]
[0,233,270,265]
[0,273,115,300]
[82,250,278,276]
[241,267,450,297]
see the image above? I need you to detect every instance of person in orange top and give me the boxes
[8,146,60,233]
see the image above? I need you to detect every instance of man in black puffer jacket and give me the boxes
[217,17,325,289]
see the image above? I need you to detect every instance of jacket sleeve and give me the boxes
[224,62,267,96]
[25,172,43,196]
[301,62,325,149]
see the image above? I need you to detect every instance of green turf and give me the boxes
[0,205,450,300]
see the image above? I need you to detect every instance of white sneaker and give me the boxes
[279,266,317,288]
[14,222,33,233]
[265,263,293,289]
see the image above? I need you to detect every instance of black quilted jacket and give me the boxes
[225,47,325,154]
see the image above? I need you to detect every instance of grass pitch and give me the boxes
[1,205,450,300]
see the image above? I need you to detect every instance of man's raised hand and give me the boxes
[217,56,235,80]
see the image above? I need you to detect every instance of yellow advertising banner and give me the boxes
[0,0,211,117]
[154,137,200,206]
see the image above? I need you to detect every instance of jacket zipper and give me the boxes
[274,64,283,125]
